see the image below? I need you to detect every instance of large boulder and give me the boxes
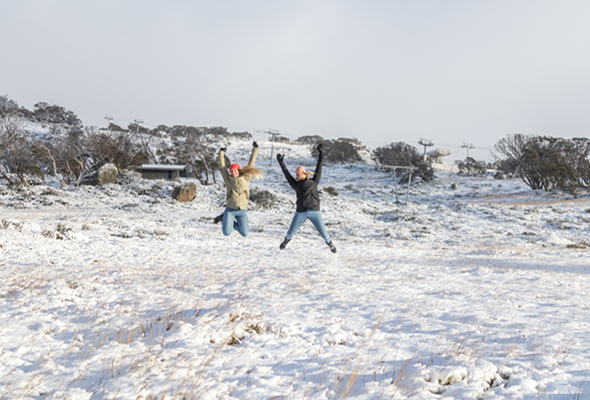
[80,163,119,186]
[97,163,118,186]
[172,181,197,202]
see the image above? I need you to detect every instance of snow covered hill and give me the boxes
[1,139,589,399]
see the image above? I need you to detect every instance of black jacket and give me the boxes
[279,151,323,212]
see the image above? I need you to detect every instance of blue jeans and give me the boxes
[286,210,331,243]
[222,208,249,237]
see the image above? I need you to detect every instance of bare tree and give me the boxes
[35,142,66,187]
[0,116,32,186]
[84,126,145,172]
[494,134,544,190]
[173,127,217,185]
[35,125,88,186]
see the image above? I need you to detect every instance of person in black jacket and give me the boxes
[276,143,337,253]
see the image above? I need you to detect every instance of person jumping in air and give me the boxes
[214,141,262,237]
[276,143,336,253]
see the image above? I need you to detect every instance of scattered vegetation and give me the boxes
[249,187,278,209]
[323,186,338,197]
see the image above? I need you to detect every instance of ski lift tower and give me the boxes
[105,116,113,132]
[418,138,433,161]
[461,143,475,158]
[264,129,280,166]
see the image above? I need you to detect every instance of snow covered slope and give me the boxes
[1,139,589,399]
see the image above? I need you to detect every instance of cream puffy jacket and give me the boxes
[219,147,258,210]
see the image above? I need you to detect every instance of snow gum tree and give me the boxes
[494,134,590,190]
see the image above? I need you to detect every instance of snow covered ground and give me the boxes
[1,140,590,399]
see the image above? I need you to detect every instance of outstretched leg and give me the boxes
[285,212,308,241]
[307,211,331,243]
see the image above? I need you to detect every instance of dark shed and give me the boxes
[140,164,187,180]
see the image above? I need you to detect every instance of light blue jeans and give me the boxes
[286,210,331,243]
[222,208,249,237]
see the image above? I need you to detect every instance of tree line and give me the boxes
[2,96,588,191]
[0,96,253,187]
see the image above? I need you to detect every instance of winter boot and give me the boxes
[213,213,224,224]
[327,241,337,253]
[279,237,291,250]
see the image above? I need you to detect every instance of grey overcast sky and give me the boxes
[2,0,590,160]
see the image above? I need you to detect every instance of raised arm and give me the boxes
[277,154,297,189]
[218,148,229,183]
[313,143,324,183]
[246,141,259,168]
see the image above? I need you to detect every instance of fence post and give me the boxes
[393,167,399,203]
[406,170,413,203]
[362,164,369,200]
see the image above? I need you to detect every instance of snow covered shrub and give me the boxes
[344,183,361,193]
[373,142,434,182]
[297,134,324,145]
[249,187,278,209]
[131,180,168,197]
[23,165,44,183]
[567,241,589,249]
[116,170,142,185]
[455,157,487,176]
[373,142,417,166]
[323,186,338,197]
[313,138,364,164]
[56,223,72,235]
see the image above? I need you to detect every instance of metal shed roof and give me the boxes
[141,164,186,171]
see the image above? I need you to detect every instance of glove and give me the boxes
[220,147,227,153]
[253,141,259,148]
[317,143,324,153]
[276,153,284,163]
